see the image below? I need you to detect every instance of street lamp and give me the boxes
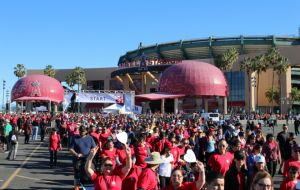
[2,80,6,112]
[6,89,9,112]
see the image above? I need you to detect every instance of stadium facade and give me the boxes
[27,35,300,114]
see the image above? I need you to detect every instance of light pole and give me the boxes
[6,89,9,112]
[2,80,6,112]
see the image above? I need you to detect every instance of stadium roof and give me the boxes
[118,35,300,66]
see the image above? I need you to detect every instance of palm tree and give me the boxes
[290,87,300,112]
[265,87,280,105]
[240,57,254,113]
[65,66,86,90]
[265,47,289,113]
[214,48,239,111]
[252,54,268,112]
[43,65,56,78]
[274,56,289,113]
[13,64,26,79]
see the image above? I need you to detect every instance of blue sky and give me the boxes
[0,0,299,102]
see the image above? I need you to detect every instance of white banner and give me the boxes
[75,92,124,103]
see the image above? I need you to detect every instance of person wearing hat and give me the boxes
[283,144,300,179]
[224,150,248,190]
[137,152,164,190]
[280,165,299,190]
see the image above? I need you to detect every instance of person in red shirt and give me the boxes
[168,133,180,167]
[283,144,300,178]
[49,128,61,168]
[137,152,164,190]
[208,139,233,176]
[101,140,117,167]
[134,135,150,168]
[280,166,299,190]
[162,161,205,190]
[99,126,111,148]
[85,144,132,190]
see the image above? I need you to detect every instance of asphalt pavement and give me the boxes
[0,136,73,190]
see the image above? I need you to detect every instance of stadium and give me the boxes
[27,35,300,114]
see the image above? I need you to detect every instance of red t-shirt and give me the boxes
[135,145,149,168]
[237,171,245,190]
[90,132,100,144]
[280,178,298,190]
[137,168,158,190]
[91,171,124,190]
[170,146,180,166]
[49,134,61,151]
[115,165,142,190]
[116,147,135,165]
[208,152,234,176]
[283,159,300,179]
[162,182,197,190]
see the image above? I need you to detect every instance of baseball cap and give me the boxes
[254,155,265,163]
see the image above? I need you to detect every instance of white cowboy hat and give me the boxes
[145,152,164,165]
[184,149,197,163]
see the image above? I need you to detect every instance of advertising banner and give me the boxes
[75,92,124,103]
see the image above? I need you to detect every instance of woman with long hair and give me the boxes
[251,171,274,190]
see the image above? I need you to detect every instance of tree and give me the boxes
[252,54,268,111]
[214,48,239,113]
[265,47,289,113]
[43,65,56,78]
[240,57,254,113]
[13,64,26,79]
[65,66,86,90]
[265,87,280,105]
[214,48,239,71]
[290,87,300,105]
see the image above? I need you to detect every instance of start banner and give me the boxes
[75,92,124,103]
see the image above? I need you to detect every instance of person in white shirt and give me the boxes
[159,146,174,189]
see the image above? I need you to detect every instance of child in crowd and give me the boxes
[280,166,299,190]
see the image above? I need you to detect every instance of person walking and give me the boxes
[276,124,290,174]
[6,129,18,160]
[262,133,281,177]
[294,118,300,136]
[4,119,12,152]
[49,128,61,168]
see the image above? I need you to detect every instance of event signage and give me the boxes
[75,92,124,103]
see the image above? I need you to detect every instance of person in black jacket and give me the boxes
[225,150,248,190]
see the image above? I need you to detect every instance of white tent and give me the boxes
[103,104,123,113]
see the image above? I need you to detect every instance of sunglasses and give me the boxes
[104,163,113,167]
[257,183,271,189]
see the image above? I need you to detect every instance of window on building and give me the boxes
[87,80,104,90]
[225,71,245,102]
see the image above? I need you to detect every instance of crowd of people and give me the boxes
[1,111,300,190]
